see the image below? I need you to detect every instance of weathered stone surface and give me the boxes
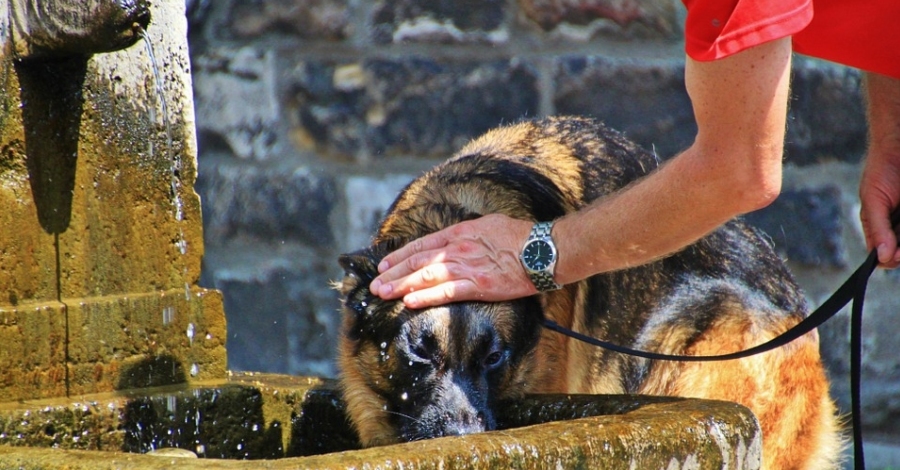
[286,57,540,161]
[371,0,508,44]
[7,0,150,59]
[555,56,694,159]
[200,245,340,378]
[67,288,227,394]
[343,174,416,251]
[519,0,680,38]
[0,0,227,403]
[0,302,68,401]
[197,162,337,247]
[818,269,900,437]
[787,60,866,165]
[0,377,762,469]
[192,47,280,160]
[0,288,226,402]
[0,1,204,301]
[227,0,351,41]
[742,187,847,268]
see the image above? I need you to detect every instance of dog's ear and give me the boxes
[337,238,402,291]
[338,248,380,289]
[337,243,407,342]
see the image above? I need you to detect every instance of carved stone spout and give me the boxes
[8,0,151,59]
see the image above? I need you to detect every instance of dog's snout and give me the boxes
[441,408,486,436]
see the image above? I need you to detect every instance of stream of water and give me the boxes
[140,29,192,302]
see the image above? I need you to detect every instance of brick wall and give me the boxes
[186,0,899,448]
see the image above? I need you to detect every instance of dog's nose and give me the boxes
[441,409,486,436]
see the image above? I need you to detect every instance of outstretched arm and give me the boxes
[371,38,794,308]
[859,72,900,268]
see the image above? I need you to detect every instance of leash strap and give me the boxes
[542,248,882,469]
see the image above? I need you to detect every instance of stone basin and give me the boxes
[0,372,762,469]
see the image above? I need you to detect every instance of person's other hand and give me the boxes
[860,155,900,268]
[860,72,900,269]
[369,214,537,308]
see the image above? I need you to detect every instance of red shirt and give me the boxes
[683,0,900,79]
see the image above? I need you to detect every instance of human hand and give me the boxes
[860,72,900,269]
[369,214,537,308]
[860,154,900,268]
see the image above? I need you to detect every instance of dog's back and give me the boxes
[345,116,841,469]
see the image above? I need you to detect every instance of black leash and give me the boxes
[543,213,899,469]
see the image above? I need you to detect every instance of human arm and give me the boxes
[859,72,900,268]
[370,37,794,308]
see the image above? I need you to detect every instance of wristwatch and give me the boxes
[520,221,562,292]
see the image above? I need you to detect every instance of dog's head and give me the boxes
[337,243,545,446]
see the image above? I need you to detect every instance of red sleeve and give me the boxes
[793,0,900,79]
[682,0,812,61]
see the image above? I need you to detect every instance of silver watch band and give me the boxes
[531,270,561,292]
[526,221,561,292]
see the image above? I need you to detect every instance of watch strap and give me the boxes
[525,221,561,292]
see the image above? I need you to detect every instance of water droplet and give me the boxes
[401,392,408,401]
[186,323,195,344]
[380,342,387,349]
[162,306,174,325]
[190,363,199,377]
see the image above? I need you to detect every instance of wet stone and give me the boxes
[0,378,763,468]
[286,57,540,160]
[371,0,508,44]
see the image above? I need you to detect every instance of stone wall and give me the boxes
[185,0,900,451]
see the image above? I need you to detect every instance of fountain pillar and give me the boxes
[0,0,226,401]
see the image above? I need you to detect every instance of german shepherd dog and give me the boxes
[337,116,841,469]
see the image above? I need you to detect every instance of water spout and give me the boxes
[8,0,151,59]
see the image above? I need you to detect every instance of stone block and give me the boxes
[741,187,847,269]
[200,246,341,378]
[0,289,227,402]
[554,56,694,159]
[0,302,68,402]
[227,0,352,41]
[66,288,227,395]
[519,0,681,39]
[786,60,866,165]
[196,162,337,248]
[192,47,281,160]
[343,174,415,251]
[371,0,508,44]
[285,57,540,161]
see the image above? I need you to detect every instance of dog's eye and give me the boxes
[410,333,440,364]
[483,350,505,369]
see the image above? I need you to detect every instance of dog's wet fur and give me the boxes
[337,116,841,469]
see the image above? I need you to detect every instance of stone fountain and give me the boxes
[0,0,762,468]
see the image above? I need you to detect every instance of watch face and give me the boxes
[522,240,555,270]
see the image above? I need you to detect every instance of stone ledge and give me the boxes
[0,288,227,402]
[0,373,762,469]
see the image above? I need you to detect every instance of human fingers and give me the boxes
[370,251,453,300]
[377,230,450,275]
[860,197,900,268]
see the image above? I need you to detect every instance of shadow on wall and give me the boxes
[16,57,88,236]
